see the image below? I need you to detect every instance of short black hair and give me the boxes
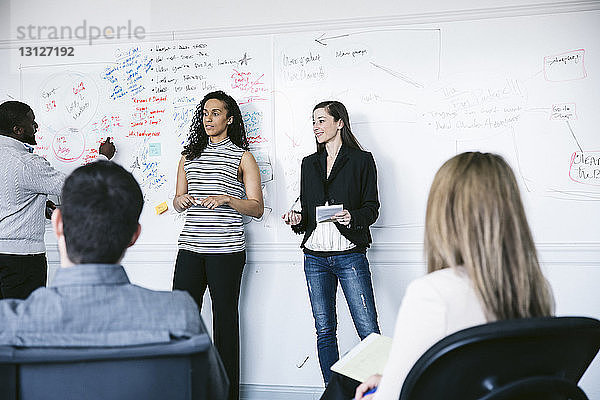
[61,161,143,264]
[0,101,32,135]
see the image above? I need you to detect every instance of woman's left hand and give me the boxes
[334,209,352,226]
[200,195,231,209]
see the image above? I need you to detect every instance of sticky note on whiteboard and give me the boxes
[155,201,168,215]
[149,143,162,157]
[550,103,577,121]
[544,49,587,82]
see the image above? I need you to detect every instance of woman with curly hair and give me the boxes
[173,90,263,400]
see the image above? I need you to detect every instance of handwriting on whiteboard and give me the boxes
[544,49,586,82]
[570,151,600,185]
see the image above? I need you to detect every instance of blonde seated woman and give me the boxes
[355,152,554,400]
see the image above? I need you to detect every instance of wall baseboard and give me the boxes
[43,241,600,266]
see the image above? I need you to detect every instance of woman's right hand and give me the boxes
[174,194,197,212]
[355,374,382,399]
[281,210,302,226]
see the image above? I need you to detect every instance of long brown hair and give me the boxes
[313,101,362,153]
[425,152,553,320]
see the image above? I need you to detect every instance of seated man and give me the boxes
[0,161,228,399]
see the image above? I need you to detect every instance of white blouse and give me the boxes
[373,267,488,400]
[304,219,355,252]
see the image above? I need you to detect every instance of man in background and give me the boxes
[0,100,115,299]
[0,161,228,398]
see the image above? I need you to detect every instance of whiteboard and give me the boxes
[5,10,600,245]
[272,13,600,243]
[273,28,447,235]
[17,36,276,243]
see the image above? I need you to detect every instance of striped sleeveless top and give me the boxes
[178,137,246,254]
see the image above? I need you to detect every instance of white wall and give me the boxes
[3,1,600,399]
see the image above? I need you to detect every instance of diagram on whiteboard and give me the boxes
[15,13,600,243]
[273,24,599,238]
[21,36,275,242]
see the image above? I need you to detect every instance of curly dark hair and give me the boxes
[182,91,249,159]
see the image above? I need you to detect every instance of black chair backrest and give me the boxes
[399,317,600,400]
[0,334,212,400]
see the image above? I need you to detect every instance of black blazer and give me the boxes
[292,144,380,250]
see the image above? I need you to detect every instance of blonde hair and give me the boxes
[425,152,553,320]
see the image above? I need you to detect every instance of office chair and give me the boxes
[399,316,600,400]
[0,333,223,400]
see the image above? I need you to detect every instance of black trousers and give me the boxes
[0,253,47,299]
[174,249,246,400]
[320,371,361,400]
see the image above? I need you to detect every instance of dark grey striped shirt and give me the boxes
[178,137,246,254]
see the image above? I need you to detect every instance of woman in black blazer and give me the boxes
[282,101,381,384]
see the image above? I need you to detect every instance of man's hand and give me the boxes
[99,137,116,159]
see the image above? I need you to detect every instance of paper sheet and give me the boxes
[330,333,393,382]
[316,204,343,223]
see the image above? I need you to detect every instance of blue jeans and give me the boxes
[304,252,380,383]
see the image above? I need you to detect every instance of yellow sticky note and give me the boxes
[155,201,168,215]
